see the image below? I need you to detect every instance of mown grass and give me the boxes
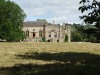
[0,42,100,75]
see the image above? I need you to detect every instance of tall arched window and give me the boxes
[26,30,29,37]
[39,30,42,37]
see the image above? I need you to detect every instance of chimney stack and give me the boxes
[53,20,55,25]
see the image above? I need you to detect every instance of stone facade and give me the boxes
[23,21,71,42]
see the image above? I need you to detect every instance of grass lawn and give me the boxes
[0,42,100,75]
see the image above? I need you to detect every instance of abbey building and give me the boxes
[23,21,71,42]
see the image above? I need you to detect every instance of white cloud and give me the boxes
[10,0,83,24]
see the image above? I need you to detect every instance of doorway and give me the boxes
[33,32,35,37]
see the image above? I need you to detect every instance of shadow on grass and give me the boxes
[0,52,100,75]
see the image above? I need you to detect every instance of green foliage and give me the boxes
[71,24,84,42]
[71,23,97,42]
[64,34,68,42]
[79,0,100,42]
[0,0,26,42]
[42,37,46,42]
[71,32,82,42]
[37,19,48,23]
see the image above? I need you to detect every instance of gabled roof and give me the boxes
[23,21,47,27]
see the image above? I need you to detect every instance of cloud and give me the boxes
[10,0,83,24]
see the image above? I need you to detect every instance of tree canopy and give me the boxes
[79,0,100,42]
[0,0,26,42]
[37,19,48,23]
[71,23,97,42]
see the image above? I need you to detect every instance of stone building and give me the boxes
[23,21,71,42]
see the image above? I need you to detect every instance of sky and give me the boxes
[10,0,84,24]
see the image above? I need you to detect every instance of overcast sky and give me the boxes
[10,0,84,24]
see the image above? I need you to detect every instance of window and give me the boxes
[49,35,51,37]
[54,35,57,37]
[39,30,42,37]
[26,30,29,37]
[33,32,35,37]
[33,29,35,31]
[57,40,59,42]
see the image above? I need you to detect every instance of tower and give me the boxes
[67,25,71,42]
[43,25,46,39]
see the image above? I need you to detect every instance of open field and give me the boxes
[0,42,100,75]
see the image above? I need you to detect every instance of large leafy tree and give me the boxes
[79,0,100,42]
[0,0,26,42]
[71,23,97,42]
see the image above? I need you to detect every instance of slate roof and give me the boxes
[23,21,60,27]
[23,21,47,27]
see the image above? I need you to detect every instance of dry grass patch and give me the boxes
[0,42,100,75]
[0,42,100,67]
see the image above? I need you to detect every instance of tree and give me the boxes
[64,34,68,42]
[71,23,97,42]
[42,37,46,42]
[71,32,82,42]
[79,0,100,42]
[0,0,26,42]
[37,19,48,23]
[71,24,84,42]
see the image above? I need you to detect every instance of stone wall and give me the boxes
[23,22,71,42]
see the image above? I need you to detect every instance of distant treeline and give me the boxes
[71,23,97,42]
